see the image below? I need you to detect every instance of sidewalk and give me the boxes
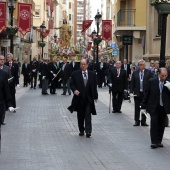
[0,85,170,170]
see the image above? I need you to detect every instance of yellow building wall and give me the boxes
[135,0,146,26]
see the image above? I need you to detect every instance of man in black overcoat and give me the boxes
[5,53,19,109]
[130,59,152,126]
[141,68,170,149]
[68,59,98,138]
[21,59,30,87]
[109,60,128,113]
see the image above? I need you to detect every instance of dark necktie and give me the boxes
[9,62,12,69]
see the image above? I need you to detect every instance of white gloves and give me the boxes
[129,93,134,97]
[124,89,128,92]
[108,83,112,87]
[53,74,56,77]
[50,71,53,74]
[42,76,46,80]
[164,81,170,90]
[17,84,20,88]
[140,109,148,119]
[38,72,41,75]
[32,69,36,72]
[9,107,15,112]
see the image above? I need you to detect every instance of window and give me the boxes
[69,14,71,20]
[69,2,71,9]
[34,6,40,18]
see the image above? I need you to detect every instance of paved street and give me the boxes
[1,84,170,170]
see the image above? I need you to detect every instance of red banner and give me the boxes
[0,2,6,33]
[102,20,112,42]
[18,3,32,35]
[87,42,92,51]
[37,29,50,38]
[81,20,93,33]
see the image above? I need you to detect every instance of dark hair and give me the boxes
[158,67,168,73]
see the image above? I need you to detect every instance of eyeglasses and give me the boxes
[138,64,144,66]
[150,63,154,64]
[0,59,5,60]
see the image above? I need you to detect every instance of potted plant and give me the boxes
[151,0,170,14]
[4,25,18,35]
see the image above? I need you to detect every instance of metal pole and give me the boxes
[96,23,99,64]
[125,45,128,61]
[10,6,14,54]
[159,14,168,67]
[42,35,43,59]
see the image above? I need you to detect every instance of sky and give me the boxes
[90,0,101,30]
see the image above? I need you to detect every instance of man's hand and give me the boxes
[108,83,112,87]
[50,71,53,74]
[129,93,134,97]
[164,81,170,90]
[38,72,41,75]
[74,90,80,96]
[8,107,15,112]
[53,74,56,77]
[17,84,20,88]
[42,76,46,80]
[124,89,128,92]
[140,109,148,119]
[94,99,97,103]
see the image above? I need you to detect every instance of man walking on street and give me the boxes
[141,68,170,149]
[68,59,98,138]
[109,61,127,113]
[130,59,152,126]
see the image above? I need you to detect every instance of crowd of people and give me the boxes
[1,53,170,149]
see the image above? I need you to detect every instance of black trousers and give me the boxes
[23,74,29,86]
[150,105,167,144]
[77,102,92,133]
[9,86,16,108]
[50,78,57,94]
[30,73,37,88]
[112,91,123,111]
[0,103,5,124]
[134,92,146,123]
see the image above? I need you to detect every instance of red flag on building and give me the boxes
[18,3,32,35]
[87,42,92,51]
[82,20,93,33]
[0,2,6,33]
[102,20,112,42]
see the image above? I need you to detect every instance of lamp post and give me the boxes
[94,10,102,64]
[8,0,16,54]
[40,22,46,59]
[92,29,97,62]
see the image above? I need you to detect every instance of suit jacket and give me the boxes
[30,60,39,73]
[48,63,60,79]
[69,61,79,73]
[130,69,152,96]
[21,63,30,75]
[2,65,11,79]
[41,63,49,78]
[142,77,170,115]
[0,69,11,106]
[5,61,19,87]
[109,68,128,92]
[61,63,71,80]
[68,70,98,115]
[121,64,131,77]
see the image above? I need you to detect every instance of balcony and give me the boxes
[117,9,136,27]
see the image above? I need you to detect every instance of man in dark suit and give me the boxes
[141,68,170,149]
[68,59,98,138]
[109,60,128,113]
[21,59,30,87]
[5,53,19,109]
[69,57,79,74]
[56,57,62,88]
[61,57,72,95]
[30,56,39,89]
[49,58,60,94]
[130,59,153,126]
[41,58,49,95]
[121,59,131,78]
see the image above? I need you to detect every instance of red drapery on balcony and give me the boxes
[46,0,51,5]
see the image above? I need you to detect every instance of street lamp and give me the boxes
[92,29,97,62]
[40,22,46,58]
[8,0,17,54]
[94,10,102,64]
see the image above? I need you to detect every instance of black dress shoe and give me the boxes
[133,121,140,126]
[86,133,91,138]
[79,132,84,136]
[1,122,6,125]
[112,110,117,113]
[13,110,16,113]
[117,110,122,113]
[69,93,71,95]
[141,122,149,126]
[151,144,158,149]
[158,143,164,147]
[34,87,36,89]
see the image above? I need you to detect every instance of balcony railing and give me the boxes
[117,9,136,26]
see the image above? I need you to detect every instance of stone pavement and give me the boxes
[0,85,170,170]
